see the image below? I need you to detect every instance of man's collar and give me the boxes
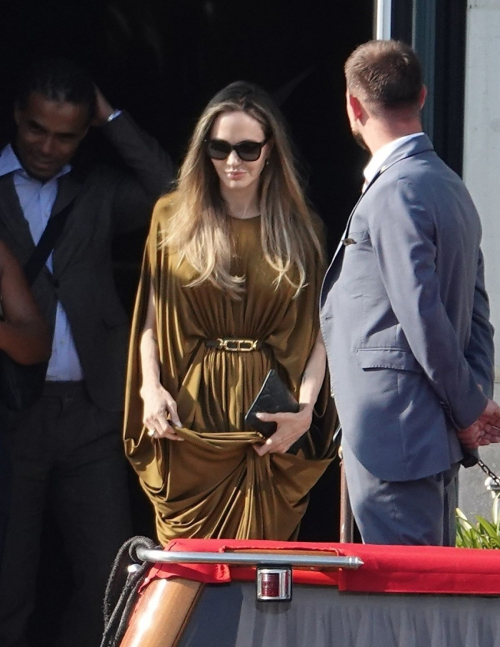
[363,133,425,188]
[0,144,23,178]
[0,144,72,182]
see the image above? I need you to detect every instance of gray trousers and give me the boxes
[342,439,460,546]
[0,381,132,647]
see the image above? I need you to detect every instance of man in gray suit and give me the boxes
[320,40,500,546]
[0,58,172,646]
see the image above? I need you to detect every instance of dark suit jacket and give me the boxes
[320,135,494,482]
[0,112,173,412]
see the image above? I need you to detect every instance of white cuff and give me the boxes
[106,109,122,123]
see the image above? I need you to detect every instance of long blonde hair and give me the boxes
[163,81,324,298]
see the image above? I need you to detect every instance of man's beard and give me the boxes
[352,127,368,151]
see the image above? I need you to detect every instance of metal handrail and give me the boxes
[135,548,363,569]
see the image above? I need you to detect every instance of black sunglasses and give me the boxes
[206,137,270,162]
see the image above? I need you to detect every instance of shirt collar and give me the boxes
[0,144,72,182]
[363,133,424,188]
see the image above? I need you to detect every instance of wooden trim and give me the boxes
[119,578,203,647]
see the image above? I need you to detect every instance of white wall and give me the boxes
[464,0,500,382]
[461,0,500,519]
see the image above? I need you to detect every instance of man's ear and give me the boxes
[419,85,427,109]
[347,92,363,120]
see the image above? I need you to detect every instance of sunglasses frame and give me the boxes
[205,137,270,162]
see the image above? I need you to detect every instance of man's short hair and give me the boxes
[16,58,97,123]
[345,40,423,112]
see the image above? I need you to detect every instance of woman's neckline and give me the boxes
[228,213,261,221]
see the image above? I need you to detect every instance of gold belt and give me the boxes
[205,338,263,352]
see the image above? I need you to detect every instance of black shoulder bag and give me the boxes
[0,200,74,411]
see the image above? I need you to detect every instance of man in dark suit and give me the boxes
[0,58,172,646]
[320,40,500,546]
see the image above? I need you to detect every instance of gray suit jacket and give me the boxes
[0,112,172,412]
[320,134,494,481]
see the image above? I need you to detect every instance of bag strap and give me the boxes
[24,198,75,287]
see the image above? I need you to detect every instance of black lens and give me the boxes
[206,139,265,162]
[207,140,231,160]
[234,141,262,161]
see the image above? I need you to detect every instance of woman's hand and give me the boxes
[253,333,326,457]
[139,283,182,441]
[140,381,183,441]
[253,404,313,456]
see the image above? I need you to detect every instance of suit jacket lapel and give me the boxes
[322,135,435,300]
[329,174,377,266]
[51,171,82,217]
[51,171,84,275]
[335,134,435,260]
[320,190,366,304]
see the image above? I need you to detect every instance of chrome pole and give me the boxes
[135,548,364,570]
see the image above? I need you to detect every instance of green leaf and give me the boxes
[455,508,500,549]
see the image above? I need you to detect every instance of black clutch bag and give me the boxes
[245,370,306,454]
[245,369,299,436]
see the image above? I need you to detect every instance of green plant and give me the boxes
[456,493,500,549]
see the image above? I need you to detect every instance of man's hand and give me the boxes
[458,398,500,449]
[253,405,312,456]
[92,86,115,126]
[457,424,483,449]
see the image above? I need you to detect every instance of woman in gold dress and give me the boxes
[124,82,337,545]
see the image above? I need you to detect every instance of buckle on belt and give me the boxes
[215,338,260,352]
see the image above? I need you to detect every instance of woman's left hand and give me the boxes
[253,405,313,456]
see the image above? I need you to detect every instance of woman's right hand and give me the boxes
[140,381,183,440]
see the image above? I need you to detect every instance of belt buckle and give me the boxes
[218,338,257,352]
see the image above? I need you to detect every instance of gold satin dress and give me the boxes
[124,195,337,545]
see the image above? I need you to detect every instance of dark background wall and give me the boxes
[0,1,373,643]
[0,0,373,258]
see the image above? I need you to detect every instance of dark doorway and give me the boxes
[0,1,372,644]
[0,0,372,251]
